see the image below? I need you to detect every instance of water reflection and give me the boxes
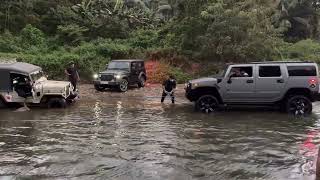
[0,101,319,179]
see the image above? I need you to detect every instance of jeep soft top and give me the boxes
[0,62,42,92]
[0,62,41,75]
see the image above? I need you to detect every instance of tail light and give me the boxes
[4,95,12,102]
[309,78,318,88]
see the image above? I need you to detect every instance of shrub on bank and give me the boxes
[278,39,320,62]
[146,61,192,84]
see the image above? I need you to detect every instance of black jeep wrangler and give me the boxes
[93,59,147,92]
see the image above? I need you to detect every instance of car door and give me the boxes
[255,64,287,102]
[221,65,256,103]
[130,62,139,83]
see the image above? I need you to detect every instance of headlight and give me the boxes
[115,74,121,79]
[93,74,99,79]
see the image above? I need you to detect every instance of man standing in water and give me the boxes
[65,61,80,91]
[317,148,320,179]
[161,75,176,104]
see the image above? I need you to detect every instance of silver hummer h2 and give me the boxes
[0,62,77,108]
[185,61,320,115]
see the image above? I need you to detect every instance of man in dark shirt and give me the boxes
[317,148,320,180]
[161,75,177,104]
[65,61,80,91]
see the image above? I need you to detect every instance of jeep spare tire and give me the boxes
[138,76,146,88]
[119,79,128,92]
[47,97,67,108]
[196,95,219,114]
[286,95,312,116]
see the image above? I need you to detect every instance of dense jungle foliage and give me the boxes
[1,0,320,82]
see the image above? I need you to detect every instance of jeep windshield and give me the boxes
[30,71,45,82]
[107,62,130,70]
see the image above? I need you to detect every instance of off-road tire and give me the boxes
[286,95,312,116]
[119,79,128,92]
[94,85,105,91]
[47,97,67,108]
[0,98,7,108]
[196,95,219,114]
[138,76,146,88]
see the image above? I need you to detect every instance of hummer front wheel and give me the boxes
[196,95,219,114]
[119,79,128,92]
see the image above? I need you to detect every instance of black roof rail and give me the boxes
[249,61,315,64]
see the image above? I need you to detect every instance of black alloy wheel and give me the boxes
[196,95,219,114]
[286,95,312,116]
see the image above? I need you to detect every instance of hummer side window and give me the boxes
[229,67,253,78]
[259,66,281,77]
[287,66,317,76]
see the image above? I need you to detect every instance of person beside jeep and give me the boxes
[161,75,177,104]
[65,61,80,92]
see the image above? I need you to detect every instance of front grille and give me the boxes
[101,75,114,81]
[186,82,192,91]
[66,85,70,96]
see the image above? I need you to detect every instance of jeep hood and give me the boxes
[100,70,129,74]
[41,80,71,89]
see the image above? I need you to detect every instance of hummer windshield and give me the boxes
[30,71,45,82]
[107,62,130,70]
[212,65,229,78]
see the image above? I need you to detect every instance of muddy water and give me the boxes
[0,85,320,180]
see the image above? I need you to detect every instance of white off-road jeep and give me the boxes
[0,62,77,108]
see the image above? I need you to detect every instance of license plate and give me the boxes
[101,81,109,85]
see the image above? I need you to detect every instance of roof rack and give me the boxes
[249,61,314,64]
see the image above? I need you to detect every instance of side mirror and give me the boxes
[227,75,233,84]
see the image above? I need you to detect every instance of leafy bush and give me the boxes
[278,39,320,62]
[146,61,191,84]
[20,24,45,48]
[0,31,21,53]
[56,24,89,45]
[169,67,192,84]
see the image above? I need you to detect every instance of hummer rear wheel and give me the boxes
[196,95,219,114]
[286,95,312,116]
[119,79,128,92]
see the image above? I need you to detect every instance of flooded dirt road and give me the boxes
[0,84,319,180]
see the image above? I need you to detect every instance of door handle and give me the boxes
[246,80,254,83]
[277,79,284,83]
